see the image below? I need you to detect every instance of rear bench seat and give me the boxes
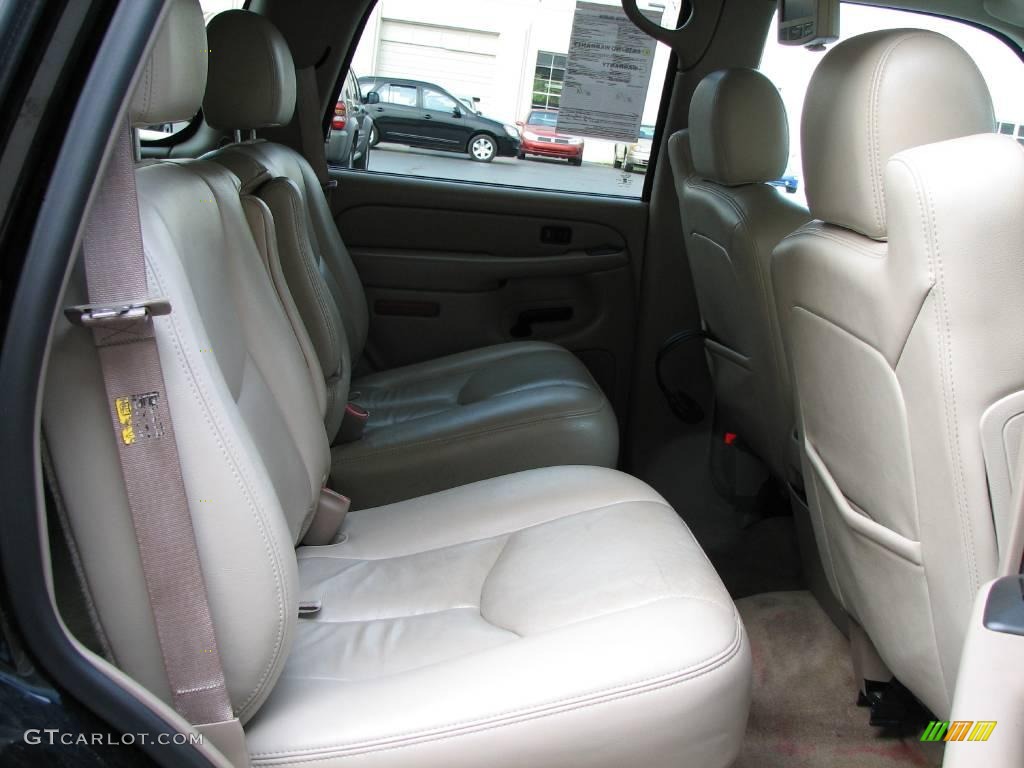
[199,10,618,510]
[42,2,752,766]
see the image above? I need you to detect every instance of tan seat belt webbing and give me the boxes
[70,121,247,764]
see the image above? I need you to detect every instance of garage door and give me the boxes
[377,21,498,106]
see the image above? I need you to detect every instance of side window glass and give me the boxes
[345,0,682,197]
[379,84,418,107]
[759,4,1024,205]
[423,89,459,112]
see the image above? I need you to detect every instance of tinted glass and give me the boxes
[380,84,418,106]
[423,89,458,112]
[347,0,679,196]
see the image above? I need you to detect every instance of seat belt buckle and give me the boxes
[64,297,172,327]
[337,402,369,444]
[301,487,351,546]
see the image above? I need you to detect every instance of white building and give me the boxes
[350,0,679,163]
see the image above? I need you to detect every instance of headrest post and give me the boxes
[248,129,257,142]
[233,129,242,144]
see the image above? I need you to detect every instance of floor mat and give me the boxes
[734,591,944,768]
[638,430,802,598]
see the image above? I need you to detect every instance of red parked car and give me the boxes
[516,109,584,166]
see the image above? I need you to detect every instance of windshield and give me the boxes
[527,111,558,127]
[638,125,655,140]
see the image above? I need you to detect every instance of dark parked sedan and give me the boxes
[358,77,520,162]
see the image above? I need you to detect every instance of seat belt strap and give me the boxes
[72,121,244,758]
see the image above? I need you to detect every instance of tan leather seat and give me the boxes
[773,28,1023,717]
[201,10,617,509]
[667,69,809,480]
[246,466,752,768]
[43,3,751,765]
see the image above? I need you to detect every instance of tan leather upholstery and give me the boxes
[211,141,363,439]
[246,467,752,768]
[204,10,297,130]
[334,342,618,508]
[773,29,1017,717]
[43,3,751,764]
[202,10,618,509]
[47,1,318,722]
[129,0,207,126]
[945,579,1024,768]
[801,29,994,240]
[688,69,789,187]
[668,70,809,479]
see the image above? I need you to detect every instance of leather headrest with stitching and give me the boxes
[130,0,207,127]
[203,10,297,131]
[802,28,994,240]
[688,69,789,187]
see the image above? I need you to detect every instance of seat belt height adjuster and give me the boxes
[64,297,172,327]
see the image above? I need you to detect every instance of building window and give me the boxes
[532,51,566,110]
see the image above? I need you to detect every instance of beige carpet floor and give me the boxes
[734,591,945,768]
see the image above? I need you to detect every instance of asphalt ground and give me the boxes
[365,142,647,196]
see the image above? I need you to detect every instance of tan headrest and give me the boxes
[688,69,789,186]
[130,0,207,127]
[802,29,994,240]
[203,10,297,131]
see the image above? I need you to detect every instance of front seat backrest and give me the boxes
[772,28,1016,718]
[203,10,369,438]
[668,69,810,480]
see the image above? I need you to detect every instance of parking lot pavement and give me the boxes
[365,143,646,196]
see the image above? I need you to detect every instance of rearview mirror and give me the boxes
[364,91,380,105]
[452,106,462,118]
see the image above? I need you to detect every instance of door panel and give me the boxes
[943,577,1024,768]
[420,88,467,148]
[348,247,628,291]
[330,170,644,415]
[369,83,421,143]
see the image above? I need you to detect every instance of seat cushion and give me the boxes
[332,341,619,508]
[244,466,752,768]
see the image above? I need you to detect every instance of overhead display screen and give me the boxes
[781,0,817,21]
